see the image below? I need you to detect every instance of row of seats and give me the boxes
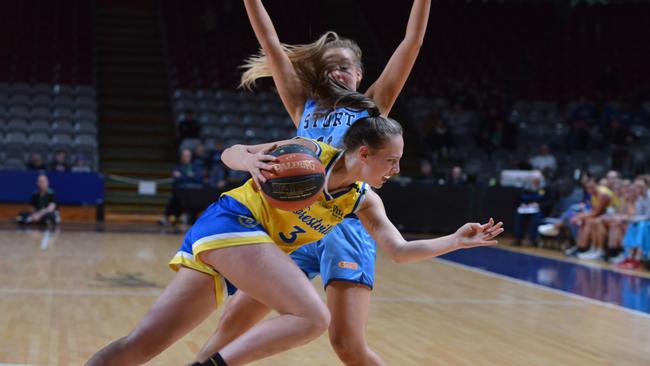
[0,119,97,136]
[0,82,96,97]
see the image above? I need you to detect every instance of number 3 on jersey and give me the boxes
[279,225,306,244]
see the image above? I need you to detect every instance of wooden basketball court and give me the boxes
[1,228,649,365]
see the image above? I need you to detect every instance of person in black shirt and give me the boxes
[16,174,60,227]
[50,151,70,172]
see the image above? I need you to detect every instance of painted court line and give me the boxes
[0,288,163,297]
[436,257,650,320]
[372,297,587,306]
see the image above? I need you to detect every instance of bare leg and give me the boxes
[86,267,217,366]
[194,291,271,362]
[198,243,330,365]
[326,281,386,366]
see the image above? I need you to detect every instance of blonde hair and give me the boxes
[239,32,375,113]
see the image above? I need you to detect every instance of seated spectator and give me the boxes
[415,159,436,184]
[71,154,92,173]
[600,180,639,263]
[15,174,60,228]
[514,172,551,246]
[50,151,70,172]
[176,109,201,146]
[529,144,557,175]
[159,148,204,227]
[449,165,467,185]
[27,153,47,171]
[423,111,454,161]
[568,177,617,260]
[208,140,228,189]
[619,178,650,269]
[192,142,211,180]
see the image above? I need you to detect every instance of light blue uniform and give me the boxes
[292,99,377,288]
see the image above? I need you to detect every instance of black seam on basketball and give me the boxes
[270,144,319,159]
[261,174,325,201]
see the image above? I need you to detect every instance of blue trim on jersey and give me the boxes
[323,151,344,201]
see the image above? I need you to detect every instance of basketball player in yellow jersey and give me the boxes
[86,115,503,366]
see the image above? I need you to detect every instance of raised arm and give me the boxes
[365,0,431,115]
[356,190,503,263]
[243,0,306,125]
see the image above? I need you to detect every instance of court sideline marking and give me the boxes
[436,257,650,320]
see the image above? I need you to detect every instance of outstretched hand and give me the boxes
[454,218,504,249]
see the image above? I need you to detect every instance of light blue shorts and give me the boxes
[291,216,376,289]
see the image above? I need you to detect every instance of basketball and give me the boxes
[260,144,326,211]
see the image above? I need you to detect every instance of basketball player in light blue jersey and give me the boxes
[195,1,432,365]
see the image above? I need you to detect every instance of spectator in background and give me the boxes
[208,140,228,189]
[443,102,475,141]
[50,151,70,172]
[176,109,201,146]
[602,118,631,171]
[27,153,46,171]
[159,148,204,227]
[514,172,550,246]
[71,154,92,173]
[416,159,436,184]
[567,176,617,260]
[192,142,211,179]
[15,174,59,228]
[449,165,467,185]
[529,144,557,175]
[620,177,650,269]
[423,111,454,161]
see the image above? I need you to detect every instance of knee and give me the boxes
[329,335,368,365]
[302,303,331,338]
[310,304,332,335]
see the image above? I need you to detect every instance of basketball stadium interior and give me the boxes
[1,0,649,365]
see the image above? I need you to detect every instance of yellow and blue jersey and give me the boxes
[168,139,368,305]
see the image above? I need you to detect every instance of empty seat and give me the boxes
[30,120,51,134]
[173,89,195,101]
[51,133,74,152]
[30,106,51,119]
[53,95,75,108]
[1,157,26,170]
[28,132,51,151]
[32,95,52,107]
[4,131,28,149]
[76,96,96,109]
[32,83,52,96]
[75,108,96,121]
[75,85,96,97]
[12,83,31,94]
[52,120,75,134]
[201,125,220,139]
[6,119,29,133]
[53,108,74,119]
[9,105,30,118]
[75,134,98,149]
[53,84,75,97]
[198,112,218,125]
[75,121,97,135]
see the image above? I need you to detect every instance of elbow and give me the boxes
[386,242,408,263]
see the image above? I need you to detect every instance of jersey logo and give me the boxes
[279,225,306,244]
[237,215,259,229]
[338,261,359,270]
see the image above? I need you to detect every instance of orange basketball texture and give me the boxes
[260,144,326,211]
